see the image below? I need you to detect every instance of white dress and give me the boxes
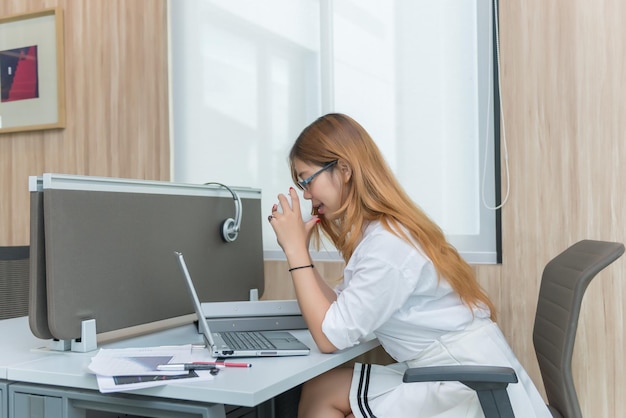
[321,221,551,418]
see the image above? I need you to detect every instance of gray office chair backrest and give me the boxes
[0,246,30,320]
[533,240,624,418]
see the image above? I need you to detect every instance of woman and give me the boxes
[268,113,550,418]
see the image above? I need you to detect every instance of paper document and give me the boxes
[89,344,196,376]
[94,369,215,393]
[88,344,216,393]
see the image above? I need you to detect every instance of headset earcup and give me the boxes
[221,218,238,242]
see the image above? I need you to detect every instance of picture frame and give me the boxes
[0,8,65,134]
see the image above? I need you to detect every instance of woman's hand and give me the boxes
[268,188,338,353]
[268,188,319,257]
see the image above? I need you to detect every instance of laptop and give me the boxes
[174,251,311,358]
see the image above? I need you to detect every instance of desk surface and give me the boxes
[1,316,379,407]
[0,316,49,380]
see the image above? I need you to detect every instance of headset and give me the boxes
[204,182,242,243]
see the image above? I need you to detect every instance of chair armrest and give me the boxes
[403,365,518,385]
[403,366,518,418]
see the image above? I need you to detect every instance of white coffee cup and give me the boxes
[276,191,312,221]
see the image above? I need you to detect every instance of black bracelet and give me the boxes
[288,264,314,272]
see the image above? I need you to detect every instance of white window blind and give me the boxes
[169,0,500,264]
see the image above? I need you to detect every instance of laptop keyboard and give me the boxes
[221,331,276,350]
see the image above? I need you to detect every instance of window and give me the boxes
[169,0,501,264]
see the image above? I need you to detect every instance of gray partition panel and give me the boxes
[29,175,264,341]
[29,183,53,339]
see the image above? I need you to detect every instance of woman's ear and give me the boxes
[336,159,352,183]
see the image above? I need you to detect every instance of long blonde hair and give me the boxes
[289,113,496,320]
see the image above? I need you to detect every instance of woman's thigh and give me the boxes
[299,366,354,417]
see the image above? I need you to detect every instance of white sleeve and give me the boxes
[321,249,427,350]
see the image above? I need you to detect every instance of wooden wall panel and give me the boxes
[493,0,626,415]
[0,0,169,246]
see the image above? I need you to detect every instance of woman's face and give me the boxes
[293,159,344,221]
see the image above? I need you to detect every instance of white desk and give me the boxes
[1,317,379,418]
[0,317,50,380]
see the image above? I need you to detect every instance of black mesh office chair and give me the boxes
[0,245,30,320]
[403,239,624,418]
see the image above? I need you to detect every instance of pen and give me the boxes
[156,363,220,371]
[192,361,252,368]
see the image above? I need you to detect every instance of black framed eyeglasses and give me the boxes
[297,160,337,191]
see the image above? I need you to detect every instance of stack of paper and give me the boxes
[88,344,215,393]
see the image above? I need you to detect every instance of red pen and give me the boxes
[193,361,252,368]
